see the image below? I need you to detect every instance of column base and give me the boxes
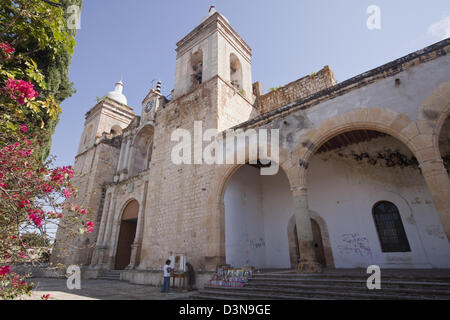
[296,260,323,274]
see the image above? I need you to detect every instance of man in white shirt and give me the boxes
[161,259,172,293]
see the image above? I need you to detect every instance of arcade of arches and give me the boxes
[222,127,450,270]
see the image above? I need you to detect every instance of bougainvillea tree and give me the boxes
[0,0,88,300]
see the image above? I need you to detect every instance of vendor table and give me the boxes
[170,272,187,292]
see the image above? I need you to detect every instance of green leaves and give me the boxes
[0,0,80,151]
[25,59,47,90]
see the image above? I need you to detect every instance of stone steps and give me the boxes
[192,271,450,300]
[250,277,450,290]
[97,270,122,281]
[245,281,450,295]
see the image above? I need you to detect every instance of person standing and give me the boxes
[186,262,196,291]
[161,259,172,293]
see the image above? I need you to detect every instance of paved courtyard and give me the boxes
[19,278,197,300]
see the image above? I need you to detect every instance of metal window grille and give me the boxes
[372,201,411,252]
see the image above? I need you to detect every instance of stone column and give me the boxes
[99,192,117,268]
[91,193,112,267]
[128,181,149,268]
[420,158,450,242]
[116,138,126,173]
[106,219,121,270]
[125,139,135,178]
[120,136,131,181]
[291,186,322,273]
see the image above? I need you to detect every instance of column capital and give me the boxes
[290,185,308,197]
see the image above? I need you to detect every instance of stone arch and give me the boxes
[114,198,139,270]
[417,80,450,153]
[130,124,154,177]
[190,49,203,90]
[287,212,334,269]
[205,142,297,268]
[302,108,450,265]
[212,142,297,212]
[116,198,140,223]
[109,125,122,138]
[230,53,243,90]
[294,107,433,185]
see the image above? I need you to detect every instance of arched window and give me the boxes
[190,50,203,90]
[230,53,242,90]
[372,201,411,252]
[109,125,122,138]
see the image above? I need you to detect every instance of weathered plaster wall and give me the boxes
[308,136,450,268]
[304,54,450,128]
[224,165,293,269]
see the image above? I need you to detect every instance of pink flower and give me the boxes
[28,212,42,227]
[80,209,87,215]
[62,189,72,198]
[41,294,50,300]
[2,79,38,106]
[20,124,28,133]
[0,265,10,276]
[86,221,94,233]
[0,42,14,60]
[0,42,14,54]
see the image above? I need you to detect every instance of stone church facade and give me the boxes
[53,9,450,287]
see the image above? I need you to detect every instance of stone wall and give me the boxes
[51,139,121,266]
[256,66,336,114]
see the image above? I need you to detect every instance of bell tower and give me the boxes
[172,7,253,100]
[77,80,134,155]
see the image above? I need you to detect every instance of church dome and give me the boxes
[106,80,127,105]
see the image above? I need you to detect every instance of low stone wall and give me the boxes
[122,269,214,289]
[10,264,65,278]
[256,65,336,114]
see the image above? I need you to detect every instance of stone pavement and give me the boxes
[19,278,197,300]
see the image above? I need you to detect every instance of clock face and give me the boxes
[144,100,154,112]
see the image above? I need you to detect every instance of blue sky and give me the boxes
[51,0,450,167]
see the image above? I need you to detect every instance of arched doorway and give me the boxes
[115,200,139,270]
[439,116,450,176]
[223,162,293,269]
[307,128,450,268]
[311,219,326,267]
[287,215,331,268]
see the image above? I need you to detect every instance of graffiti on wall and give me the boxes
[337,233,372,257]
